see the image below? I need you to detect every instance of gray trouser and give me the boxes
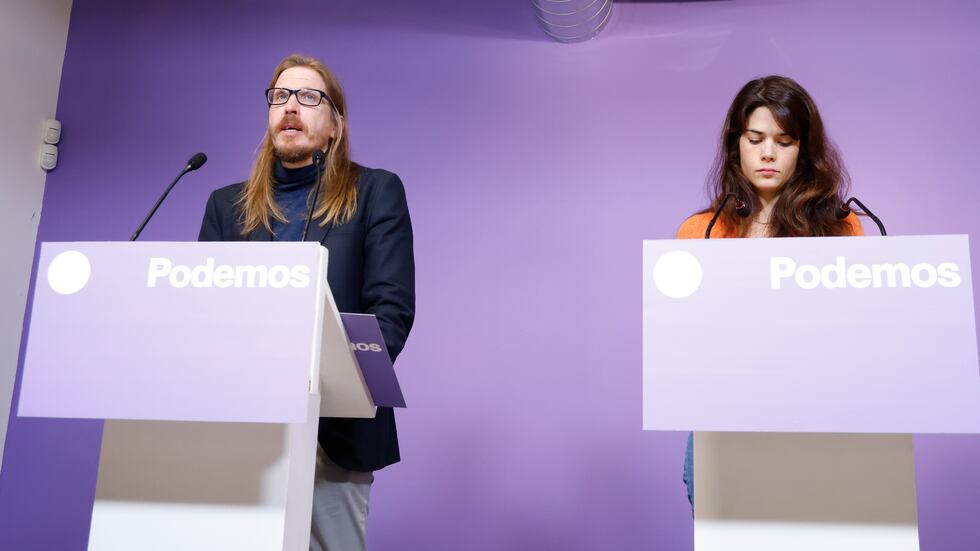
[310,445,375,551]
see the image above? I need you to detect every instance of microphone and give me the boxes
[312,149,326,168]
[301,149,327,242]
[186,152,207,171]
[705,192,752,239]
[837,197,886,236]
[130,152,208,241]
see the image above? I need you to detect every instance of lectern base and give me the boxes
[693,432,919,551]
[88,396,320,551]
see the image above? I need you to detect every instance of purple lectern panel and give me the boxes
[642,234,980,433]
[340,313,406,408]
[19,241,325,423]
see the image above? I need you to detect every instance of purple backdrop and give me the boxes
[3,0,980,549]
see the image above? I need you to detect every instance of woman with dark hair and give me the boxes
[678,75,862,239]
[676,75,864,506]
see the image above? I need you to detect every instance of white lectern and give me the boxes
[643,234,979,550]
[19,241,383,551]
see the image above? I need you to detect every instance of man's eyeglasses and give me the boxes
[265,87,335,108]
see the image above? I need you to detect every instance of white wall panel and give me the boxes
[0,0,73,469]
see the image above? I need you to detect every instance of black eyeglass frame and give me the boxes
[265,87,337,110]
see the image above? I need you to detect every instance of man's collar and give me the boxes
[273,160,317,184]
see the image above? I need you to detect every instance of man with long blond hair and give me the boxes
[199,54,415,551]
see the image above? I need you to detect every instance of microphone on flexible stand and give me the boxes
[130,152,207,241]
[837,197,886,236]
[705,192,752,239]
[301,149,327,242]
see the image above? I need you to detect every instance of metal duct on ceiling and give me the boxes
[532,0,613,43]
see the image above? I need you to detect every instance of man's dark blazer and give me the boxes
[198,164,415,472]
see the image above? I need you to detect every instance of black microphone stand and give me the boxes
[301,150,327,242]
[838,197,887,236]
[705,193,751,239]
[131,153,207,241]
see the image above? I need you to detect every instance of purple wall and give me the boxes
[3,0,980,549]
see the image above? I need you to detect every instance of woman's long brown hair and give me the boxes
[237,54,359,235]
[705,75,852,237]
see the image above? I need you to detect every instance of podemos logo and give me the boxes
[147,257,311,289]
[47,250,92,295]
[652,250,963,298]
[652,251,703,298]
[350,342,383,353]
[771,256,961,289]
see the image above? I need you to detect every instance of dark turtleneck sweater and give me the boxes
[271,161,318,241]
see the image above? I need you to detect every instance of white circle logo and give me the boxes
[653,251,702,299]
[47,250,92,295]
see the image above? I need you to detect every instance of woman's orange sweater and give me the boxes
[675,211,864,239]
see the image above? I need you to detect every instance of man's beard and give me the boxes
[274,141,315,164]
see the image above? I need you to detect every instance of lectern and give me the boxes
[19,241,400,551]
[643,235,979,550]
